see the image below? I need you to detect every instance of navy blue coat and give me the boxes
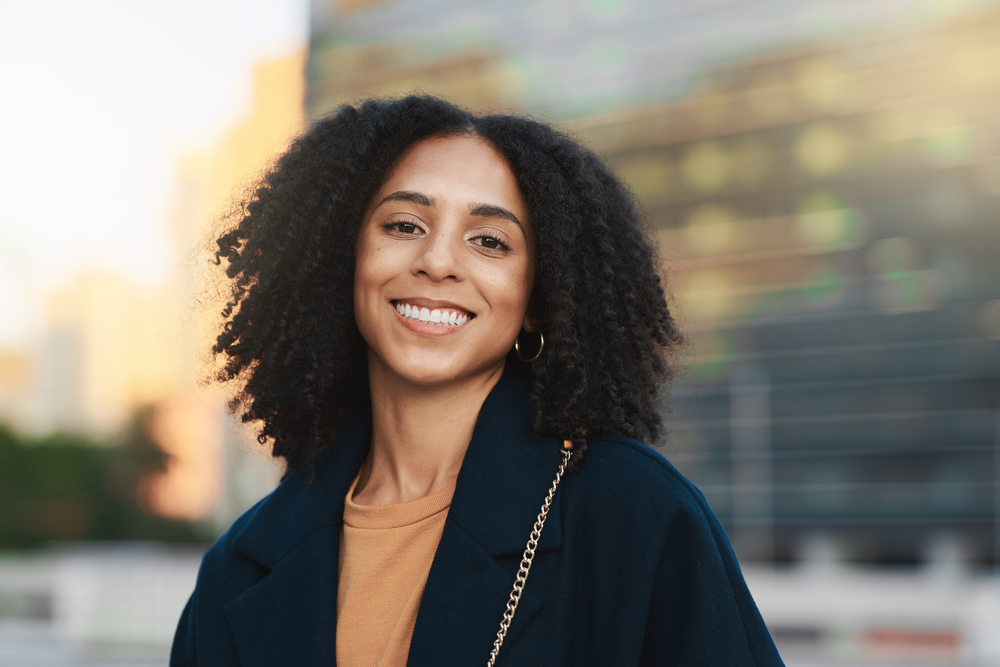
[171,374,784,666]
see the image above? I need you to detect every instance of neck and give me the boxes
[352,358,504,506]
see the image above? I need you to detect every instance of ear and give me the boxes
[522,309,538,333]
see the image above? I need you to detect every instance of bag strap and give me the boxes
[486,442,574,666]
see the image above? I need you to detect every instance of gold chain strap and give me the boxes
[486,444,573,667]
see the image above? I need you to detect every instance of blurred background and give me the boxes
[1,0,999,664]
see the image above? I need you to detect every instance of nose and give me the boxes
[412,226,465,282]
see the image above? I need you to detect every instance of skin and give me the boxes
[352,134,536,506]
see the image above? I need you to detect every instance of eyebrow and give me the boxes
[470,203,525,238]
[374,190,527,239]
[374,190,432,209]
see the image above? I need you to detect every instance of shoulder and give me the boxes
[575,433,710,511]
[566,436,784,666]
[195,494,274,598]
[193,445,357,589]
[561,433,723,550]
[197,463,318,572]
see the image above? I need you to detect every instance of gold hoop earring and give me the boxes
[514,331,544,362]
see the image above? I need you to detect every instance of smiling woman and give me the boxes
[171,96,784,666]
[354,136,535,421]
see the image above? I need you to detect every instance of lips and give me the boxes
[393,300,473,327]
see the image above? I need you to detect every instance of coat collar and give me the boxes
[224,372,566,666]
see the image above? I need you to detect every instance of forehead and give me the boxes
[372,135,527,219]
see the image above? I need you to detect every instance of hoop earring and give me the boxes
[514,331,544,362]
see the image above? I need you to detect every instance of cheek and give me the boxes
[354,236,388,296]
[481,262,533,320]
[353,236,388,335]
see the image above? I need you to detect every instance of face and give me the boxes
[354,134,536,389]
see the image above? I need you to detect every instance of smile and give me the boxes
[393,301,473,327]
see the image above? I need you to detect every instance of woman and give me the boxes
[171,96,784,666]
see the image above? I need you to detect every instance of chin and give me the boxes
[388,354,507,389]
[401,365,484,388]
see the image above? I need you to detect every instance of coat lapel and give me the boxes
[224,525,341,666]
[223,409,372,667]
[408,374,566,664]
[219,374,565,666]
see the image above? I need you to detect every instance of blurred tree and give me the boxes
[0,409,206,549]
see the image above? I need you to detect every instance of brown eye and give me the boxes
[383,220,420,235]
[472,233,511,252]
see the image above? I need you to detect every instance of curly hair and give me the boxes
[212,95,682,475]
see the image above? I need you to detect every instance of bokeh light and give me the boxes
[682,140,732,192]
[796,122,849,177]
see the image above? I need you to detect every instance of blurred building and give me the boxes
[165,50,307,527]
[305,0,988,118]
[0,352,30,432]
[307,0,1000,565]
[0,52,306,526]
[30,275,189,437]
[589,7,1000,566]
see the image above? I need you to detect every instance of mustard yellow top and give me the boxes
[336,475,454,666]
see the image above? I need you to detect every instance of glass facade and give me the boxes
[307,0,1000,564]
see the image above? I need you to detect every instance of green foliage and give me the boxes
[0,410,206,549]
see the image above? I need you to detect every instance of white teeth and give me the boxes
[394,302,472,327]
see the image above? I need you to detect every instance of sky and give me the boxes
[0,0,309,346]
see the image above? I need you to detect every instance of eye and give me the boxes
[383,219,422,235]
[472,232,512,253]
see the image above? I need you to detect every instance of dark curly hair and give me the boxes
[211,95,682,475]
